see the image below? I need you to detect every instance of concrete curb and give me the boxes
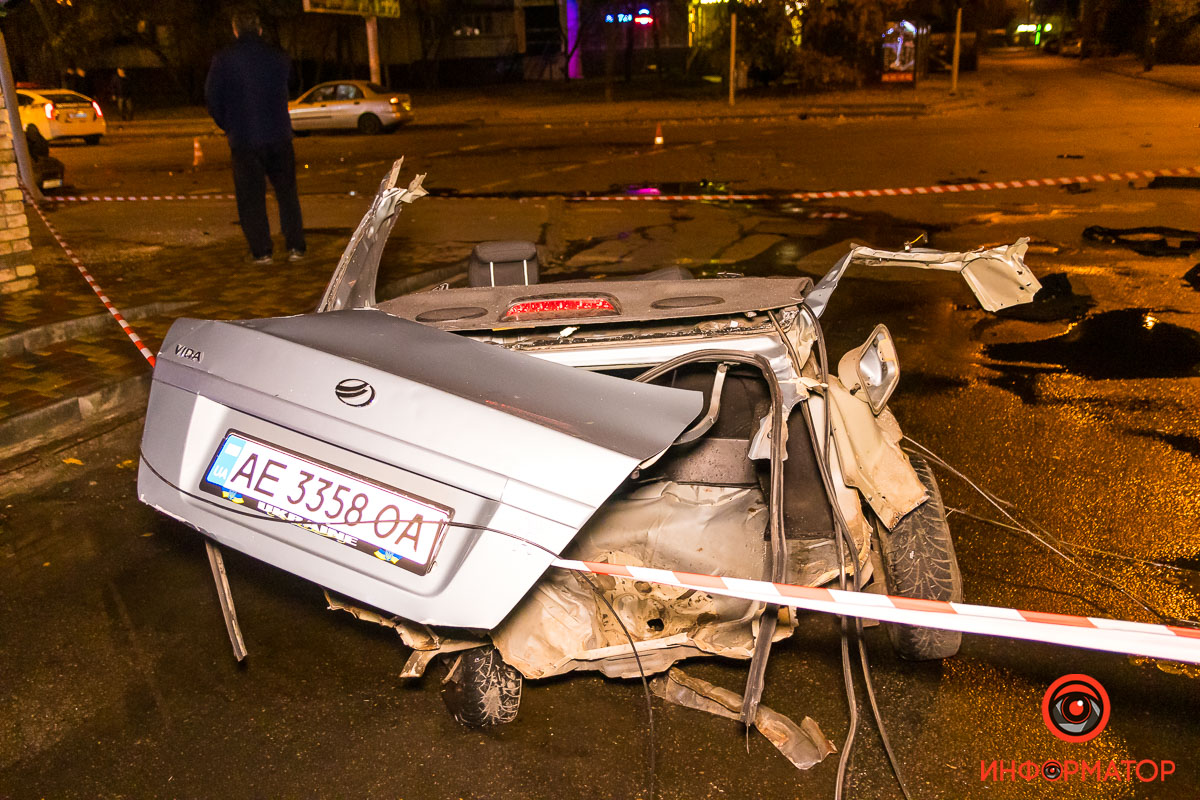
[0,373,150,459]
[110,101,932,138]
[1083,60,1200,95]
[0,300,197,359]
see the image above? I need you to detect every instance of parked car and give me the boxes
[289,80,413,135]
[16,87,105,145]
[138,162,1040,727]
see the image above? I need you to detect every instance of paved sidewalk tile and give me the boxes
[2,200,443,456]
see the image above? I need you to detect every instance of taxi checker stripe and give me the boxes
[26,200,157,367]
[551,558,1200,665]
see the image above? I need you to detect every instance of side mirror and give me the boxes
[837,324,899,415]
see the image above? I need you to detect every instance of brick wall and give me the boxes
[0,86,35,294]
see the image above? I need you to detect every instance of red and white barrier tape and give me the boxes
[570,165,1200,202]
[552,559,1200,665]
[40,164,1200,205]
[46,193,237,203]
[26,202,157,366]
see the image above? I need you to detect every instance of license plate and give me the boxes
[68,112,86,120]
[42,178,63,189]
[200,432,452,575]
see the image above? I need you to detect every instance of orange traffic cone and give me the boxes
[192,137,204,169]
[653,123,664,148]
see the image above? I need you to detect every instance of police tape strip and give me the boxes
[550,558,1200,665]
[571,165,1200,202]
[39,164,1200,205]
[45,194,238,202]
[26,201,157,367]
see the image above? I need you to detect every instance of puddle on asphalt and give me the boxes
[1127,429,1200,459]
[1184,264,1200,291]
[617,180,734,196]
[984,309,1200,380]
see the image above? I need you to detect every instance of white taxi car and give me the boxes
[16,88,106,145]
[289,80,413,135]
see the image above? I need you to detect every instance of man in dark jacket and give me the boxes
[206,10,305,264]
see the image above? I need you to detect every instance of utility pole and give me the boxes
[1143,0,1159,72]
[1079,0,1094,58]
[365,15,381,83]
[0,30,43,204]
[728,11,737,107]
[950,6,962,94]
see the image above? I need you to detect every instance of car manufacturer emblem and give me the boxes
[335,378,375,407]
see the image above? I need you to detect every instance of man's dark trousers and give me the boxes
[231,139,305,259]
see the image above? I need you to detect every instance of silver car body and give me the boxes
[138,160,1038,678]
[289,80,413,132]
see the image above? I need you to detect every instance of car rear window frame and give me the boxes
[39,92,92,104]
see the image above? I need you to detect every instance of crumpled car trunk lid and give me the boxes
[138,308,702,629]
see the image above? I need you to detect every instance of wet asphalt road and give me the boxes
[4,53,1200,798]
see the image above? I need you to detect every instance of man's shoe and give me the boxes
[245,253,273,265]
[287,249,307,262]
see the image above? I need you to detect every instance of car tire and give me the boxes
[356,113,382,135]
[84,134,102,146]
[441,645,522,727]
[873,454,963,660]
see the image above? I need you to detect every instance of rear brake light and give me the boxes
[92,100,103,118]
[44,102,54,120]
[503,297,619,321]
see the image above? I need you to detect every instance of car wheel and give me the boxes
[441,645,522,727]
[356,113,382,135]
[873,453,963,660]
[84,134,102,146]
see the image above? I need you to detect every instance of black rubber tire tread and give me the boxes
[876,453,963,660]
[442,645,522,727]
[356,113,382,135]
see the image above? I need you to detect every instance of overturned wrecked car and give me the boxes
[138,161,1040,731]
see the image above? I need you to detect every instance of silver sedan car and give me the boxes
[288,80,413,135]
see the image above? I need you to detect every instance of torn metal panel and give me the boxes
[827,381,927,530]
[324,591,482,677]
[318,158,427,313]
[491,482,795,679]
[807,238,1041,316]
[650,668,836,770]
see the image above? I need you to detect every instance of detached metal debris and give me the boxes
[651,668,837,771]
[137,159,1041,749]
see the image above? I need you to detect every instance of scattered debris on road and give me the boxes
[1082,225,1200,256]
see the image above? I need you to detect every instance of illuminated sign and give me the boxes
[606,8,653,23]
[302,0,401,17]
